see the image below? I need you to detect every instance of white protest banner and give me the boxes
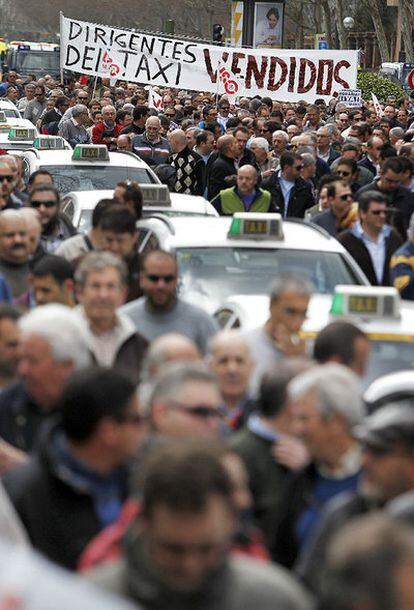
[371,92,383,119]
[337,88,362,108]
[60,14,358,102]
[148,87,164,111]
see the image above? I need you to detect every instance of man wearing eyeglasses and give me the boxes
[356,157,414,238]
[262,152,315,218]
[316,127,340,166]
[217,97,233,130]
[0,158,22,211]
[28,185,76,254]
[41,95,70,136]
[87,443,313,609]
[58,104,91,147]
[23,84,47,126]
[120,250,217,355]
[312,179,356,236]
[338,191,402,286]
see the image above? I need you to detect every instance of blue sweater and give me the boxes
[295,470,361,550]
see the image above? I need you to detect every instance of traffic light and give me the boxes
[213,24,224,44]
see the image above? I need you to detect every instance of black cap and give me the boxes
[354,404,414,452]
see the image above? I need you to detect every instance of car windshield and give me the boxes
[75,209,209,234]
[44,165,156,194]
[1,109,19,118]
[15,51,60,72]
[176,247,361,311]
[363,340,414,389]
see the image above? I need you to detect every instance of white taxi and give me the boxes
[133,212,368,313]
[0,121,39,151]
[61,187,218,233]
[0,100,21,120]
[16,143,160,195]
[214,284,414,390]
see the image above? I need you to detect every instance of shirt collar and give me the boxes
[318,444,362,479]
[247,414,280,442]
[352,219,391,239]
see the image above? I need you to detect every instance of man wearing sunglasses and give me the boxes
[28,185,76,254]
[23,84,47,126]
[262,152,315,218]
[120,250,217,355]
[338,191,402,286]
[0,158,22,211]
[312,178,356,236]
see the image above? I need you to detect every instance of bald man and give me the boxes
[211,164,276,216]
[139,333,201,416]
[168,129,205,196]
[19,208,42,259]
[209,330,256,429]
[0,211,30,297]
[207,135,239,201]
[145,333,200,375]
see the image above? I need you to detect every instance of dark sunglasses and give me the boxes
[339,193,353,201]
[145,274,176,283]
[31,200,57,208]
[369,209,387,216]
[0,175,14,183]
[338,171,351,177]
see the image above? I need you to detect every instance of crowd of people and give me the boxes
[0,67,414,610]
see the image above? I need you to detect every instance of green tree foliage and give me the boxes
[357,71,406,101]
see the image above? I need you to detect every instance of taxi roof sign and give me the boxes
[330,285,401,319]
[72,145,109,161]
[0,111,6,123]
[141,184,171,206]
[8,127,36,141]
[33,136,66,150]
[228,213,284,240]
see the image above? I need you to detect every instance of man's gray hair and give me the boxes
[250,137,269,151]
[74,251,128,287]
[301,153,316,167]
[19,304,91,370]
[270,273,313,303]
[71,104,87,117]
[390,126,404,139]
[288,363,365,427]
[272,130,289,142]
[150,361,217,407]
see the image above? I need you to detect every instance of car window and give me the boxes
[363,340,414,389]
[176,247,362,311]
[43,166,156,194]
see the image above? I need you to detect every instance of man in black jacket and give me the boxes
[356,157,414,238]
[28,185,77,254]
[207,134,239,201]
[338,191,402,286]
[0,304,91,474]
[262,152,315,218]
[40,96,70,135]
[3,367,147,570]
[168,129,205,196]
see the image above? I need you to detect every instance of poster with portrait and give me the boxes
[253,2,284,48]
